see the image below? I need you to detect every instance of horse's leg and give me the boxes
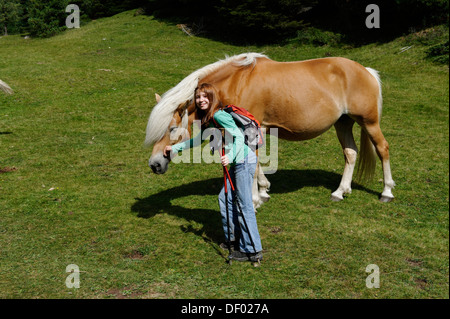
[252,154,262,210]
[252,158,271,210]
[331,116,358,201]
[363,123,395,202]
[257,161,271,204]
[252,171,261,210]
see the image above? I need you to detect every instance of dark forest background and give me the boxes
[1,0,448,44]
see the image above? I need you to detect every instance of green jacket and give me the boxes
[171,110,252,165]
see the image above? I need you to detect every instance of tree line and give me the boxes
[1,0,448,43]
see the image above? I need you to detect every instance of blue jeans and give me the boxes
[218,151,262,253]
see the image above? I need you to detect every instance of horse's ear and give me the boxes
[177,100,191,117]
[155,93,161,103]
[187,101,196,114]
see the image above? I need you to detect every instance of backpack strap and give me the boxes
[212,112,220,128]
[212,106,232,128]
[222,105,234,114]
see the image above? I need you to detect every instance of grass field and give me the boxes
[0,11,448,299]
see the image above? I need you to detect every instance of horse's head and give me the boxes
[146,94,197,174]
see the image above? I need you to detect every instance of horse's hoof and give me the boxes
[330,194,343,202]
[379,195,394,203]
[259,193,270,203]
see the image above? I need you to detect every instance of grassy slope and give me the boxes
[0,11,448,298]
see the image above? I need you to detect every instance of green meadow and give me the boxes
[0,11,448,298]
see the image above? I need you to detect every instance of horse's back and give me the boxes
[251,56,379,111]
[257,56,370,85]
[234,56,380,139]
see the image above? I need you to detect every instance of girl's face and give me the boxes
[195,91,210,111]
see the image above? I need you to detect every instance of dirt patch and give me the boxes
[270,226,283,234]
[123,249,145,260]
[106,286,144,299]
[414,278,429,290]
[406,257,423,267]
[0,167,17,173]
[105,282,177,299]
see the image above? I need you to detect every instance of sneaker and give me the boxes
[229,250,263,262]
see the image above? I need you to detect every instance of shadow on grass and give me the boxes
[131,169,378,248]
[132,175,224,249]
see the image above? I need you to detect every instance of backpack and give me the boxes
[212,105,264,151]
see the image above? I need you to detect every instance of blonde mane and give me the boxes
[144,53,268,146]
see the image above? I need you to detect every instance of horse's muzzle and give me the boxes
[148,153,170,174]
[149,161,163,174]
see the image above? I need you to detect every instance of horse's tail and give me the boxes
[0,79,13,94]
[356,68,381,181]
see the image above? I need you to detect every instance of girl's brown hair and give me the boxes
[195,83,223,127]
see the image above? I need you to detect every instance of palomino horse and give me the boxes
[145,53,395,207]
[0,80,13,94]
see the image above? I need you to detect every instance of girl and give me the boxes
[163,83,263,262]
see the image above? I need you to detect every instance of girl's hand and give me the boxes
[221,155,229,167]
[163,145,172,157]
